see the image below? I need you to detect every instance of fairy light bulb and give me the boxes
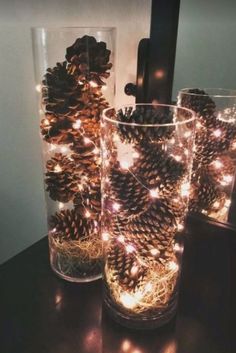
[223,175,233,183]
[60,146,69,153]
[184,131,191,138]
[177,223,184,231]
[225,199,231,207]
[93,147,100,155]
[133,151,140,159]
[120,292,137,309]
[174,243,183,253]
[196,121,202,129]
[102,232,110,242]
[89,80,98,88]
[212,160,223,169]
[84,137,91,144]
[130,265,139,277]
[85,210,91,218]
[50,144,57,151]
[117,235,125,243]
[54,164,62,173]
[112,202,121,212]
[44,119,50,126]
[120,160,131,170]
[144,282,153,292]
[150,188,159,198]
[174,155,182,162]
[72,119,81,129]
[213,129,222,138]
[168,261,179,271]
[35,84,41,92]
[213,201,220,208]
[126,244,135,253]
[150,248,160,256]
[59,202,64,209]
[181,182,190,197]
[121,340,131,352]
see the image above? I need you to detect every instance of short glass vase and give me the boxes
[101,104,196,329]
[178,88,236,223]
[32,27,116,282]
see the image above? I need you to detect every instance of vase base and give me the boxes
[51,264,102,283]
[103,290,178,330]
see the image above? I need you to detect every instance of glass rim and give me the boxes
[180,87,236,98]
[103,103,196,127]
[31,26,116,32]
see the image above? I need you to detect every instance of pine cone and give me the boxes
[190,174,223,212]
[78,87,109,119]
[107,240,146,291]
[50,209,95,240]
[124,201,176,253]
[42,62,83,117]
[66,35,112,85]
[178,88,216,124]
[116,106,174,144]
[109,168,150,218]
[74,177,101,219]
[45,153,79,202]
[134,143,186,197]
[40,113,76,144]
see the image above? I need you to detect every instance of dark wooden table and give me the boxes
[0,217,235,353]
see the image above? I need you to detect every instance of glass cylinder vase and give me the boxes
[178,88,236,223]
[101,104,196,329]
[32,27,116,282]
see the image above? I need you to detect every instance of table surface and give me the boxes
[0,217,234,353]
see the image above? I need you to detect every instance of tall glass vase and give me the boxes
[178,88,236,223]
[101,104,196,329]
[32,27,116,282]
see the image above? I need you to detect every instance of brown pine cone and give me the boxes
[40,113,76,144]
[45,153,79,202]
[50,209,95,240]
[116,106,174,144]
[109,168,150,218]
[42,62,83,117]
[107,240,146,291]
[66,35,112,85]
[74,177,101,219]
[78,88,109,119]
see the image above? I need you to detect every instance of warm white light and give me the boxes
[196,121,202,129]
[170,138,175,144]
[85,210,91,218]
[201,209,207,215]
[150,189,159,198]
[72,119,81,129]
[213,129,222,138]
[225,199,231,207]
[112,202,121,211]
[232,141,236,150]
[120,292,137,309]
[35,84,41,92]
[120,160,131,170]
[174,155,182,162]
[44,119,50,126]
[102,232,110,242]
[212,160,223,169]
[54,164,62,173]
[168,261,179,272]
[181,182,190,197]
[133,151,140,159]
[213,201,220,208]
[50,144,57,151]
[117,235,125,243]
[184,149,189,156]
[177,223,184,231]
[150,248,160,256]
[223,175,233,183]
[101,85,107,91]
[184,131,191,138]
[84,137,91,144]
[59,202,64,209]
[89,80,98,88]
[121,340,131,352]
[60,146,69,153]
[93,147,100,155]
[144,282,153,292]
[174,243,183,253]
[126,244,135,253]
[130,265,139,277]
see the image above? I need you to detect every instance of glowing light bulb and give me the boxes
[59,202,64,209]
[121,340,131,352]
[181,182,190,197]
[130,265,139,277]
[72,119,81,129]
[150,189,159,198]
[196,121,202,129]
[184,131,191,138]
[213,129,222,138]
[223,175,233,183]
[213,201,220,208]
[150,248,160,256]
[101,85,107,91]
[54,164,62,173]
[120,292,136,309]
[89,80,98,88]
[60,146,69,153]
[225,199,231,207]
[212,160,223,169]
[84,137,91,144]
[93,147,100,155]
[174,243,183,253]
[102,232,110,242]
[35,84,41,92]
[177,223,184,231]
[117,235,125,243]
[120,160,131,170]
[174,155,182,162]
[50,144,57,151]
[170,138,175,144]
[112,202,120,212]
[184,149,189,156]
[144,282,153,292]
[168,261,179,272]
[85,210,91,218]
[44,119,50,126]
[133,151,140,159]
[126,244,135,253]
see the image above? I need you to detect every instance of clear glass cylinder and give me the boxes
[32,27,116,282]
[178,88,236,223]
[101,104,196,329]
